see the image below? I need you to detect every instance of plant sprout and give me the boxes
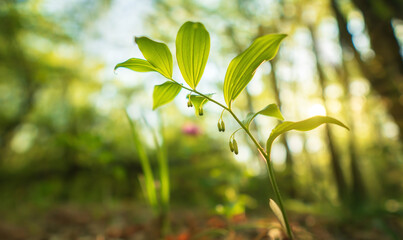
[115,21,349,239]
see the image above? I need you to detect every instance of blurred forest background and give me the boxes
[0,0,402,239]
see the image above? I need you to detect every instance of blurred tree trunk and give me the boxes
[0,7,37,163]
[331,0,367,205]
[309,26,348,202]
[334,0,403,140]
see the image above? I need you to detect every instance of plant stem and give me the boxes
[171,80,293,239]
[264,155,294,239]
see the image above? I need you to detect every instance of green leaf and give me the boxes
[152,81,182,110]
[176,21,210,89]
[223,34,287,108]
[266,116,349,155]
[135,37,173,79]
[242,104,284,129]
[115,58,157,72]
[269,199,287,232]
[188,94,214,116]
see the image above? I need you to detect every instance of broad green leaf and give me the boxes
[188,94,214,116]
[135,37,173,79]
[242,104,284,129]
[269,199,286,232]
[266,116,349,155]
[176,21,210,89]
[152,81,182,110]
[223,34,287,108]
[114,58,157,72]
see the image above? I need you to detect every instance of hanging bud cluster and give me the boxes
[198,107,204,116]
[229,137,238,155]
[187,94,193,107]
[217,119,225,132]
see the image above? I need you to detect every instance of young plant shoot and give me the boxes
[115,21,349,239]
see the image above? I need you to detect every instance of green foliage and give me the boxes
[126,111,171,232]
[223,34,286,108]
[153,81,182,110]
[242,104,284,130]
[176,21,210,89]
[115,21,349,239]
[266,116,349,156]
[115,58,159,73]
[136,37,173,79]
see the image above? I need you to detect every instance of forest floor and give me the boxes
[0,202,401,240]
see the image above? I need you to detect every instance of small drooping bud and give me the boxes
[220,120,225,132]
[229,140,234,152]
[232,139,238,155]
[187,100,193,107]
[198,107,204,116]
[217,120,225,132]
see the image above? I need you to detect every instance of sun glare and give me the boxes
[308,103,327,116]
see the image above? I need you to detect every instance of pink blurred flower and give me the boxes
[182,123,201,136]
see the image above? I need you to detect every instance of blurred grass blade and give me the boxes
[125,111,158,212]
[242,104,284,129]
[153,129,169,213]
[157,135,169,213]
[266,116,349,155]
[146,118,170,213]
[188,94,214,116]
[223,34,286,108]
[144,117,170,235]
[176,21,210,89]
[153,81,182,110]
[114,58,157,72]
[135,37,173,79]
[269,199,287,232]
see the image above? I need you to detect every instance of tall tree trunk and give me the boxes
[0,7,37,164]
[331,0,367,205]
[336,0,403,140]
[309,25,348,202]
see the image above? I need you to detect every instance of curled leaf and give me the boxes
[242,104,284,129]
[269,199,287,232]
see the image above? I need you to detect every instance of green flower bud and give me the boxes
[198,107,204,116]
[217,121,222,132]
[220,120,225,132]
[187,100,193,107]
[229,140,234,152]
[233,139,238,155]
